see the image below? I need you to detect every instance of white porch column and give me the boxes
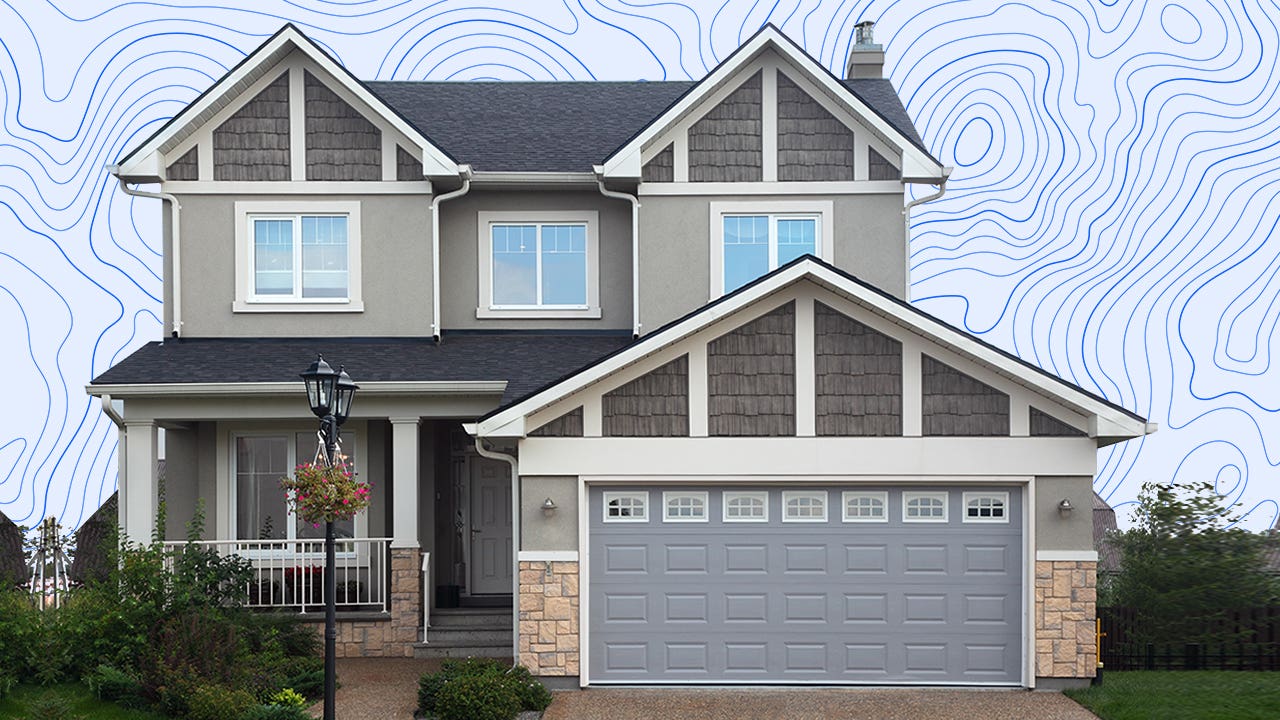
[390,417,421,549]
[123,421,157,543]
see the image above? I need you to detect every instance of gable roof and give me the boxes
[473,255,1152,441]
[113,24,460,181]
[600,24,944,181]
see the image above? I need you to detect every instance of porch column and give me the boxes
[122,421,157,544]
[389,417,420,548]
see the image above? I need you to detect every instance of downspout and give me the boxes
[112,168,183,337]
[100,394,126,534]
[472,435,519,663]
[596,177,642,337]
[902,166,952,301]
[431,166,472,341]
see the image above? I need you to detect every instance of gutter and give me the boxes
[99,394,124,428]
[110,166,183,337]
[86,380,507,398]
[902,166,953,301]
[431,166,473,340]
[595,172,642,337]
[470,431,520,664]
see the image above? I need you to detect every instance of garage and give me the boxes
[587,485,1024,685]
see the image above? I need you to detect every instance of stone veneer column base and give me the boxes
[1035,560,1097,679]
[518,561,580,676]
[310,547,421,658]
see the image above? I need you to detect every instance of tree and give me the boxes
[1102,481,1277,645]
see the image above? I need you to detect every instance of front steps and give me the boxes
[414,606,513,659]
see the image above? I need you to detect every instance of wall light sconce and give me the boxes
[541,497,557,516]
[1058,498,1074,516]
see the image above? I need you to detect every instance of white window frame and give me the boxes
[709,200,834,298]
[477,210,600,319]
[962,491,1010,523]
[782,490,828,523]
[903,491,949,523]
[228,428,366,557]
[603,491,648,523]
[722,491,768,523]
[842,491,888,523]
[233,201,363,313]
[662,491,709,523]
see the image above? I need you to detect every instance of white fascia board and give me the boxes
[601,147,642,179]
[115,26,461,180]
[87,380,506,398]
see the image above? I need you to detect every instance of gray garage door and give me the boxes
[588,485,1023,685]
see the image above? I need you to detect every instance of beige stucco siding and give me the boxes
[1034,475,1095,552]
[637,192,905,332]
[173,192,433,337]
[437,189,633,330]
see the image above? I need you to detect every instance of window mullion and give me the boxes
[535,224,543,306]
[769,215,779,270]
[292,215,303,301]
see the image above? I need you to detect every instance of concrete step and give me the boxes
[422,627,512,646]
[413,644,512,659]
[431,609,512,628]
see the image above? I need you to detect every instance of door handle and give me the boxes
[470,528,481,535]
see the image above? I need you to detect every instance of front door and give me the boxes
[468,456,512,594]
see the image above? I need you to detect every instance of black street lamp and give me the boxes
[300,355,358,720]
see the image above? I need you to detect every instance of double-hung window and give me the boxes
[710,201,833,296]
[235,201,363,312]
[478,211,600,318]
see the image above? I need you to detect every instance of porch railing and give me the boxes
[161,538,391,614]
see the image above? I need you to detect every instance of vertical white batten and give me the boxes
[113,171,183,337]
[596,178,642,336]
[794,294,816,436]
[902,341,923,436]
[288,64,305,180]
[430,168,472,339]
[761,65,778,182]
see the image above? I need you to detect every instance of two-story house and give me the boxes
[91,23,1151,689]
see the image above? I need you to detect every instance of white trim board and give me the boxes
[517,551,579,562]
[1036,550,1099,562]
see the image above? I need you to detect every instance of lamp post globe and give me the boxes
[300,354,339,418]
[333,365,358,426]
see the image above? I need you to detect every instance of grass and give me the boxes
[1064,671,1280,720]
[0,684,173,720]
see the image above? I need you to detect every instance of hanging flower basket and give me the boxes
[281,462,372,525]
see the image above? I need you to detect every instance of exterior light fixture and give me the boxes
[1058,498,1074,516]
[542,497,558,516]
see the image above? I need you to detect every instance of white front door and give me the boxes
[468,456,512,594]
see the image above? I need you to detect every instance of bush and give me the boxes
[85,663,146,708]
[418,658,550,719]
[186,683,257,720]
[268,687,307,708]
[432,673,521,720]
[241,704,311,720]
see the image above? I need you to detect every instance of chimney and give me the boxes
[846,20,884,79]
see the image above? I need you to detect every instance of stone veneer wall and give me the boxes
[1035,560,1097,678]
[518,561,580,676]
[312,547,421,657]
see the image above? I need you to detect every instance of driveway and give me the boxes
[542,687,1100,720]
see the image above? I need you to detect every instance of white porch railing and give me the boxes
[161,538,391,614]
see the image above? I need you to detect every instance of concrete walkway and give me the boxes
[308,658,1100,720]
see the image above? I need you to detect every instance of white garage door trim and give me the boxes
[578,476,1034,688]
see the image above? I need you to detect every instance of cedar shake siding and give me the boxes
[777,72,856,181]
[166,147,198,181]
[689,70,762,182]
[708,302,796,436]
[922,355,1010,436]
[396,145,420,181]
[603,355,689,437]
[815,302,902,436]
[213,72,290,181]
[642,143,674,182]
[868,147,901,181]
[1030,406,1086,437]
[530,407,584,437]
[305,71,381,181]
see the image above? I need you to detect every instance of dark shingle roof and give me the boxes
[366,78,927,173]
[91,334,632,403]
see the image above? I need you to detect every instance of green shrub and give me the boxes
[268,687,308,708]
[0,671,15,699]
[186,683,257,720]
[418,658,550,718]
[505,663,553,711]
[241,704,312,720]
[85,663,146,708]
[432,673,521,720]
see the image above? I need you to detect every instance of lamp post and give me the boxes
[300,355,358,720]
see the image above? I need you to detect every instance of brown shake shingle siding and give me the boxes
[213,72,290,181]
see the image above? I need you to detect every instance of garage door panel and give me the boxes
[590,486,1023,684]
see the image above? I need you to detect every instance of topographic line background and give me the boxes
[1,0,1277,531]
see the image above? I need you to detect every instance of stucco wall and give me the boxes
[520,476,578,552]
[637,192,906,332]
[1035,475,1095,552]
[173,192,433,337]
[437,189,633,330]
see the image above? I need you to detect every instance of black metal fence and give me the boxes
[1099,606,1280,671]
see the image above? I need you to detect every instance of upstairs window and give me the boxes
[710,201,832,296]
[478,211,600,318]
[234,201,362,312]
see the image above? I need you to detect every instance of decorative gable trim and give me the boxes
[114,24,459,182]
[600,24,943,182]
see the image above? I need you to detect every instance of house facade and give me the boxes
[91,23,1151,689]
